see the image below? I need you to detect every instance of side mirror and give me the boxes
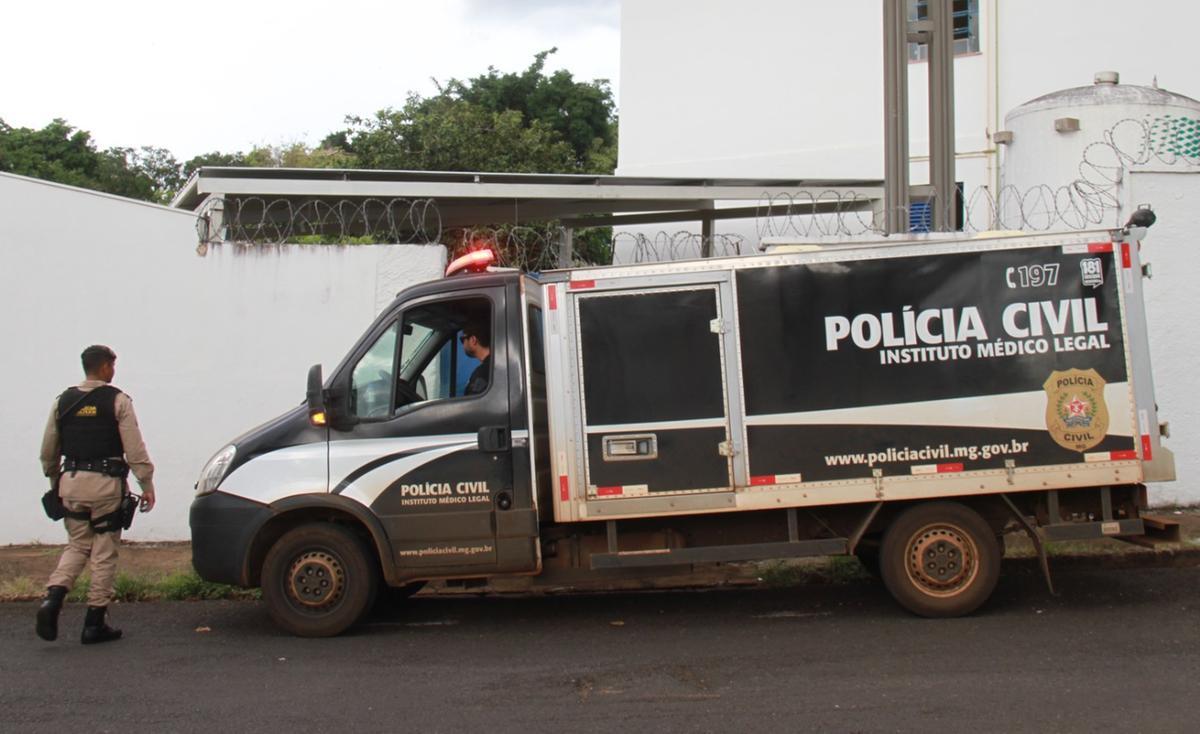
[306,364,327,426]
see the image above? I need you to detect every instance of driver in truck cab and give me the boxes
[461,322,491,396]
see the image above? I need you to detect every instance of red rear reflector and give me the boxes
[750,475,775,485]
[937,463,964,473]
[1111,450,1139,461]
[569,279,596,290]
[596,486,623,496]
[1122,243,1132,268]
[1141,436,1153,460]
[547,285,558,310]
[558,475,569,502]
[1087,242,1113,253]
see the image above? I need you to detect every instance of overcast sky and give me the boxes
[1,0,620,160]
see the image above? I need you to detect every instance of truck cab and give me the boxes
[191,266,546,636]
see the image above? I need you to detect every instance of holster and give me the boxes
[41,476,89,522]
[91,486,139,534]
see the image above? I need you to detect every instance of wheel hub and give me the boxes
[905,524,977,597]
[286,551,345,608]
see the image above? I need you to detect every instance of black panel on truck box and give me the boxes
[579,288,725,425]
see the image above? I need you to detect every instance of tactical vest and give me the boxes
[58,386,124,460]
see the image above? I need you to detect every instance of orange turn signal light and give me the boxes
[310,411,327,426]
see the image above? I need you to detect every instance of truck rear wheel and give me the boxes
[879,502,1000,618]
[262,523,379,637]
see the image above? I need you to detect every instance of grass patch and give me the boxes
[157,572,259,601]
[5,571,259,603]
[0,576,44,601]
[758,561,808,588]
[757,556,872,587]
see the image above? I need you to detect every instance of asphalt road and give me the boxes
[2,564,1198,733]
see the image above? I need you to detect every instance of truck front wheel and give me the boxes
[262,523,379,637]
[880,502,1000,618]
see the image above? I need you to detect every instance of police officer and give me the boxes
[36,345,156,644]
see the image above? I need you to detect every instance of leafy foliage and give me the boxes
[431,47,616,170]
[330,96,577,173]
[0,118,183,203]
[325,48,616,175]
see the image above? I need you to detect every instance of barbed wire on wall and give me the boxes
[195,196,443,247]
[755,190,882,239]
[612,232,748,264]
[192,114,1200,260]
[757,114,1200,239]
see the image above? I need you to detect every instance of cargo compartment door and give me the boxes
[576,284,734,499]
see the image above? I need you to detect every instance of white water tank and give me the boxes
[1000,72,1200,228]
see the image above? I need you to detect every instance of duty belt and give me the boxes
[63,458,130,478]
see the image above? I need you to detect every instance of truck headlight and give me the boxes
[196,445,237,496]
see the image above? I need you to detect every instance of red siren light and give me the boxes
[445,248,496,277]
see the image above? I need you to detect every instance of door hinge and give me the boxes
[709,319,725,334]
[718,441,737,457]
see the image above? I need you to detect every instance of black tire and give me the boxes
[262,523,379,637]
[879,502,1001,618]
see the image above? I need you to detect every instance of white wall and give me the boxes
[996,2,1200,128]
[1,173,445,544]
[619,1,990,185]
[619,0,885,179]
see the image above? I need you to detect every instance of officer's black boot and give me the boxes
[80,606,122,645]
[35,585,68,641]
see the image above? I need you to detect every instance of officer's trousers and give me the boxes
[47,471,123,607]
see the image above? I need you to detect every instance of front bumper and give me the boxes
[189,492,272,587]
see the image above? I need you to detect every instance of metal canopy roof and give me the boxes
[172,167,883,231]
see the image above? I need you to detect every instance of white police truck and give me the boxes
[191,221,1176,636]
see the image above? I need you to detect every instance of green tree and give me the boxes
[182,150,249,179]
[326,49,617,175]
[182,142,354,180]
[319,51,619,265]
[0,118,183,204]
[437,48,616,170]
[129,146,187,203]
[333,95,576,173]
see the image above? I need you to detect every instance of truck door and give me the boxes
[326,285,537,577]
[574,283,735,499]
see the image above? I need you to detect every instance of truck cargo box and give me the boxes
[542,229,1172,522]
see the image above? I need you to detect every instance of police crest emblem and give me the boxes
[1043,368,1109,452]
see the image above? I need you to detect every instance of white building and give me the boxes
[1,173,444,543]
[618,0,1199,504]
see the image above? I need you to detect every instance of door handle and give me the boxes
[602,433,658,461]
[478,425,510,452]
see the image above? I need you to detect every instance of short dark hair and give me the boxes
[463,323,490,349]
[81,345,117,375]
